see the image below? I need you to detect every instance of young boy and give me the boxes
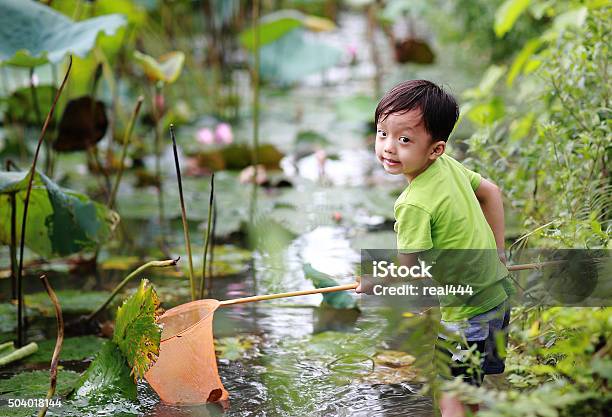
[356,80,511,417]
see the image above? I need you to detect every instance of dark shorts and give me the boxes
[435,302,511,386]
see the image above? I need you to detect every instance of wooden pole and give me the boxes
[217,260,567,307]
[219,283,359,306]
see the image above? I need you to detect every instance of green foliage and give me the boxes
[25,335,106,363]
[258,29,342,84]
[74,280,161,403]
[238,10,335,50]
[303,263,359,309]
[495,0,533,37]
[0,170,118,257]
[429,0,545,61]
[215,335,260,361]
[463,4,611,247]
[0,369,79,406]
[73,340,137,401]
[25,290,110,316]
[0,0,125,66]
[239,10,304,50]
[443,307,612,416]
[113,279,162,379]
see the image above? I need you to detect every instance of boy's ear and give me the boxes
[429,140,446,159]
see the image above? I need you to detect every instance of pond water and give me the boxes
[0,10,487,417]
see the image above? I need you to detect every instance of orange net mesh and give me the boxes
[145,299,229,406]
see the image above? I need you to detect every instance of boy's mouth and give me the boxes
[382,157,401,167]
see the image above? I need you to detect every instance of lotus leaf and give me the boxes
[0,170,118,257]
[25,290,110,316]
[258,29,342,84]
[25,335,106,363]
[0,0,126,67]
[239,10,305,50]
[112,279,162,379]
[303,263,358,310]
[72,340,137,401]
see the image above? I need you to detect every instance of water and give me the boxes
[0,9,481,415]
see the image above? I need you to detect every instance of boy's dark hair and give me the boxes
[375,80,459,142]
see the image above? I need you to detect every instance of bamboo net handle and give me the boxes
[506,260,566,271]
[219,282,359,306]
[218,261,565,307]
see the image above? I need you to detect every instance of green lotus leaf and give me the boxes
[72,340,137,401]
[303,263,359,310]
[0,0,126,67]
[112,279,162,380]
[239,9,336,51]
[258,29,342,84]
[133,50,185,83]
[0,170,119,258]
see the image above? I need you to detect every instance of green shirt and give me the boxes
[394,153,508,321]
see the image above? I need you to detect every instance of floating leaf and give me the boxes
[0,0,126,66]
[54,96,108,151]
[25,290,110,316]
[0,170,118,258]
[0,369,79,396]
[72,340,137,401]
[361,350,421,384]
[133,50,185,83]
[25,335,106,363]
[215,335,260,361]
[112,279,162,379]
[303,263,358,310]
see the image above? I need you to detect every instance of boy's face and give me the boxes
[375,109,445,181]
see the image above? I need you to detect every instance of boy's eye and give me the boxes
[399,137,411,144]
[377,129,387,138]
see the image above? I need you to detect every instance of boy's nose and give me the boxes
[384,141,396,154]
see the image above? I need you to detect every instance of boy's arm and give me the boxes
[475,178,506,264]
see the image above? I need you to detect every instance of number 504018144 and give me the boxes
[7,398,62,408]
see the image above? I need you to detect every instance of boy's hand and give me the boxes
[355,276,375,295]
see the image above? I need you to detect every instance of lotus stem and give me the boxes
[208,200,217,295]
[152,83,165,236]
[0,342,13,355]
[17,56,72,347]
[169,124,197,301]
[251,0,260,167]
[199,173,215,299]
[108,96,144,209]
[87,258,178,321]
[0,342,38,367]
[38,274,63,417]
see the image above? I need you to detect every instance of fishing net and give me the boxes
[145,299,229,406]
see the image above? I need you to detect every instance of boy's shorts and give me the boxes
[435,301,510,386]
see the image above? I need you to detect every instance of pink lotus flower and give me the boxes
[214,123,233,144]
[196,127,214,145]
[346,44,358,64]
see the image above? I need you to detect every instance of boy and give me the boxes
[356,80,511,417]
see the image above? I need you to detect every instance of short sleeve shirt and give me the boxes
[394,154,508,321]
